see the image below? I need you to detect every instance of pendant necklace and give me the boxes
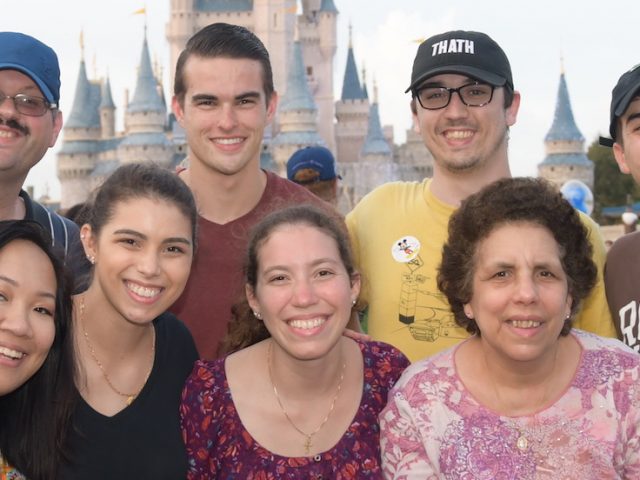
[79,296,155,406]
[267,341,346,455]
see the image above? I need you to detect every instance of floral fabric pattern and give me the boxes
[380,330,640,479]
[181,341,409,479]
[0,453,24,480]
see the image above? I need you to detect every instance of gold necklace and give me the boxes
[267,341,346,455]
[79,296,155,406]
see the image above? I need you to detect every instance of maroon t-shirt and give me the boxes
[171,170,326,359]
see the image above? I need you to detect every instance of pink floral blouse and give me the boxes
[380,330,640,479]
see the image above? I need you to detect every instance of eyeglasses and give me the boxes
[414,82,495,110]
[0,93,57,117]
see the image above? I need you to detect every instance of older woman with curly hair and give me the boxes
[380,177,640,479]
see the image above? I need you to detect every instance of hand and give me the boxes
[343,329,370,342]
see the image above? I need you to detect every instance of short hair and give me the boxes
[84,163,197,249]
[437,177,596,336]
[0,220,76,480]
[174,22,274,105]
[220,205,355,354]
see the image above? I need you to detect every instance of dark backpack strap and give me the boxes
[31,201,69,255]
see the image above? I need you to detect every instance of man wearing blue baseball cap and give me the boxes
[346,30,616,362]
[286,146,340,206]
[0,32,88,291]
[600,64,640,350]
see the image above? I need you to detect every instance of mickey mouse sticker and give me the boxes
[391,235,421,263]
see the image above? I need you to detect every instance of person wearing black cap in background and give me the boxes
[287,146,340,206]
[0,32,89,292]
[346,30,616,362]
[600,64,640,350]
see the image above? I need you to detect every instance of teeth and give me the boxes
[126,282,161,298]
[0,346,25,359]
[445,130,473,139]
[0,130,17,138]
[289,318,325,330]
[511,320,541,329]
[215,137,243,145]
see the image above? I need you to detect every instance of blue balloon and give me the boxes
[560,180,594,215]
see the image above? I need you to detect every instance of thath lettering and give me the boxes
[431,39,475,56]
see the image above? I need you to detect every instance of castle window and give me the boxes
[273,13,277,28]
[307,66,313,76]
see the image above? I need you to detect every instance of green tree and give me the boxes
[588,138,640,224]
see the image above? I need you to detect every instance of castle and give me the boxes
[56,0,590,212]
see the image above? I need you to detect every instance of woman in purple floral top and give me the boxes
[181,206,409,479]
[381,179,640,479]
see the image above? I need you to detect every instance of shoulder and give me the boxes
[347,180,426,226]
[154,312,198,359]
[573,329,640,371]
[361,340,410,371]
[391,346,457,399]
[183,357,227,397]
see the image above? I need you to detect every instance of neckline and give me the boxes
[222,340,369,461]
[452,330,586,419]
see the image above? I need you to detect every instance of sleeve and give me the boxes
[574,213,617,338]
[180,362,219,480]
[380,385,439,480]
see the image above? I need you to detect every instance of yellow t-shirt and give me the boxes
[346,179,616,362]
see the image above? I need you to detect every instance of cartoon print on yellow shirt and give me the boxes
[391,235,466,342]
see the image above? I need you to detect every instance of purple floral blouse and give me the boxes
[380,330,640,479]
[180,340,409,479]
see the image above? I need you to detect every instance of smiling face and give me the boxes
[464,222,572,365]
[82,196,194,326]
[0,239,56,395]
[246,224,360,361]
[413,73,519,174]
[172,55,277,180]
[0,69,62,184]
[613,96,640,184]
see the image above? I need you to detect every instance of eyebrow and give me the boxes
[261,258,340,274]
[191,91,261,103]
[0,275,56,300]
[113,229,192,246]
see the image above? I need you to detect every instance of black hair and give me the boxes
[174,22,274,105]
[0,220,76,479]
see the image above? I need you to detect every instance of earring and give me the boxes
[351,299,357,306]
[566,312,571,320]
[253,311,262,320]
[464,308,473,319]
[87,254,95,264]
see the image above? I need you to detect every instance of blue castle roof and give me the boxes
[320,0,338,13]
[128,35,165,114]
[361,103,391,156]
[279,41,317,112]
[341,46,365,101]
[194,0,252,11]
[540,152,592,166]
[99,76,115,110]
[66,60,101,129]
[544,73,584,143]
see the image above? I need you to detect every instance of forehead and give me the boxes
[258,224,340,262]
[417,73,477,88]
[0,69,42,95]
[476,222,560,260]
[182,55,266,96]
[622,96,640,119]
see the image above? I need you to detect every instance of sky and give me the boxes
[3,0,640,199]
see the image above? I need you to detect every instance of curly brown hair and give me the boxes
[219,205,358,355]
[437,177,596,336]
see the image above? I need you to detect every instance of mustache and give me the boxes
[0,116,29,135]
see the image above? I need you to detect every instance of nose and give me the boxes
[0,95,19,119]
[513,275,538,304]
[442,90,469,119]
[0,302,34,338]
[217,103,238,131]
[291,278,318,307]
[136,249,161,277]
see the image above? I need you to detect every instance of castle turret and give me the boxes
[56,46,102,208]
[538,67,594,189]
[99,76,116,139]
[119,30,172,167]
[335,26,369,164]
[272,40,324,175]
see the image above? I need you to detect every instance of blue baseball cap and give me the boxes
[0,32,60,104]
[287,146,341,184]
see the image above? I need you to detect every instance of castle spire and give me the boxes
[544,69,584,143]
[128,29,164,113]
[361,93,391,157]
[341,29,365,101]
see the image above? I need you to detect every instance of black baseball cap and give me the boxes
[406,30,513,94]
[599,63,640,147]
